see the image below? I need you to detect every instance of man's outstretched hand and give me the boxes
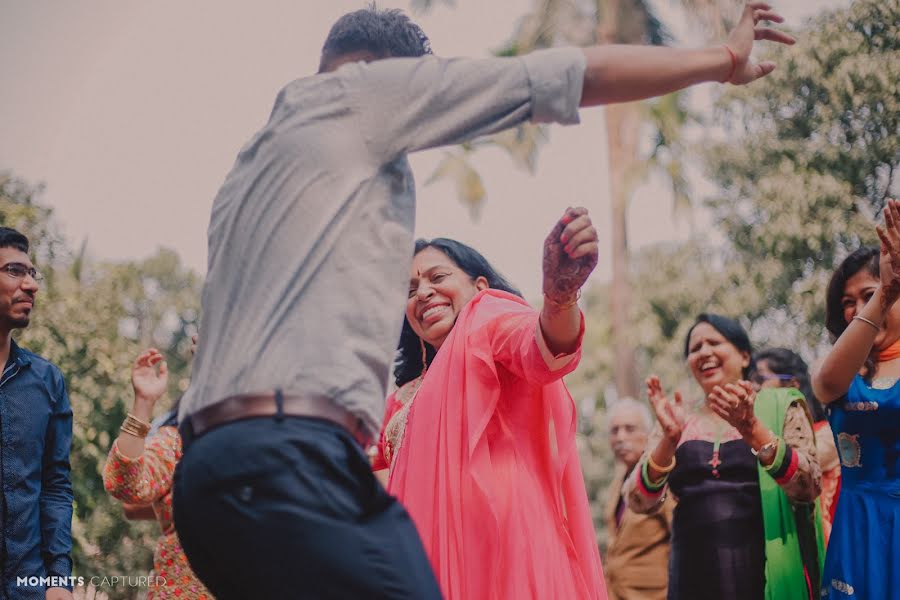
[725,2,795,85]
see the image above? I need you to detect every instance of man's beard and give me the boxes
[2,314,31,329]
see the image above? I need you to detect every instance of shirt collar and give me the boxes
[7,338,32,370]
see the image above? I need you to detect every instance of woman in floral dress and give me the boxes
[103,348,211,599]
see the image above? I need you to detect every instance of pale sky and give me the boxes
[0,0,841,300]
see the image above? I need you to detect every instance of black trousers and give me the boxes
[173,416,442,599]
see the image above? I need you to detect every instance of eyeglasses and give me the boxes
[1,263,44,282]
[749,372,794,385]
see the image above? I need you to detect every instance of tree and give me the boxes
[705,0,899,352]
[1,172,202,599]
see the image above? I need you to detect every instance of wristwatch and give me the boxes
[751,437,779,462]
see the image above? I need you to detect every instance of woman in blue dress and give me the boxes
[813,199,900,599]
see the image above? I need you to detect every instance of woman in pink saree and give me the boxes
[372,208,606,599]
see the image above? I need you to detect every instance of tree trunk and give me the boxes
[605,102,641,400]
[598,0,641,400]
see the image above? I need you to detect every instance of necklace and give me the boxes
[383,375,425,468]
[708,422,727,478]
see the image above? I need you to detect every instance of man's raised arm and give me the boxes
[580,2,793,106]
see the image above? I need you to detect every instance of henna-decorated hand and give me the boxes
[876,199,900,310]
[542,207,599,306]
[647,375,686,445]
[723,2,795,85]
[707,380,757,436]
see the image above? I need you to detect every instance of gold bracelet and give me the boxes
[120,422,149,438]
[543,289,581,310]
[120,413,151,438]
[648,453,676,474]
[852,314,880,332]
[119,423,144,437]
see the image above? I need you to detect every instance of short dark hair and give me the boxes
[394,238,521,387]
[754,347,825,422]
[0,227,29,254]
[319,6,432,72]
[825,246,879,340]
[684,313,754,379]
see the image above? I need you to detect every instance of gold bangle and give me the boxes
[852,315,880,332]
[648,453,676,474]
[543,289,581,310]
[120,423,149,438]
[120,413,151,438]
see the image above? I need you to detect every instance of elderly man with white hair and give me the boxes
[603,398,674,600]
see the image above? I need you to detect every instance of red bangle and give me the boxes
[722,44,737,83]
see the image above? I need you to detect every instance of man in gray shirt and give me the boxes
[172,4,793,598]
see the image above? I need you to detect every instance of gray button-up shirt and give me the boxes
[180,48,587,439]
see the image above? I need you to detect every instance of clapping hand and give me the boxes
[707,381,757,435]
[647,375,686,444]
[876,199,900,309]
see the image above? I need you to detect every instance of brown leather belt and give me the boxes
[187,391,370,448]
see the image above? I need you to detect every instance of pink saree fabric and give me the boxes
[388,290,607,599]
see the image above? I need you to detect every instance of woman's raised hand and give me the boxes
[876,199,900,309]
[647,375,686,444]
[132,348,168,406]
[542,207,599,307]
[707,381,757,436]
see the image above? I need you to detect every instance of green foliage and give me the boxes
[581,0,899,391]
[0,172,201,599]
[703,0,898,349]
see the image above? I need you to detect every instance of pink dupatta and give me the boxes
[388,290,606,599]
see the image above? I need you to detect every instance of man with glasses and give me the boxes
[0,227,74,600]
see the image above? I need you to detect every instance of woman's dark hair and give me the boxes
[825,246,879,339]
[825,246,880,380]
[754,347,825,422]
[319,7,432,72]
[683,313,754,379]
[394,238,522,387]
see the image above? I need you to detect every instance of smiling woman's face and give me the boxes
[406,247,487,350]
[840,268,900,352]
[686,322,749,395]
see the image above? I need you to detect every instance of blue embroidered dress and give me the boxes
[822,375,900,599]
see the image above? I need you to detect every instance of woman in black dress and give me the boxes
[624,314,822,600]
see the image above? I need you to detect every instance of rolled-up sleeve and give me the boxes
[520,48,585,125]
[347,48,586,160]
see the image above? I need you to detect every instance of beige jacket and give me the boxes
[603,463,674,600]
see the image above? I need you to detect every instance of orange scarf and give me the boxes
[877,338,900,363]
